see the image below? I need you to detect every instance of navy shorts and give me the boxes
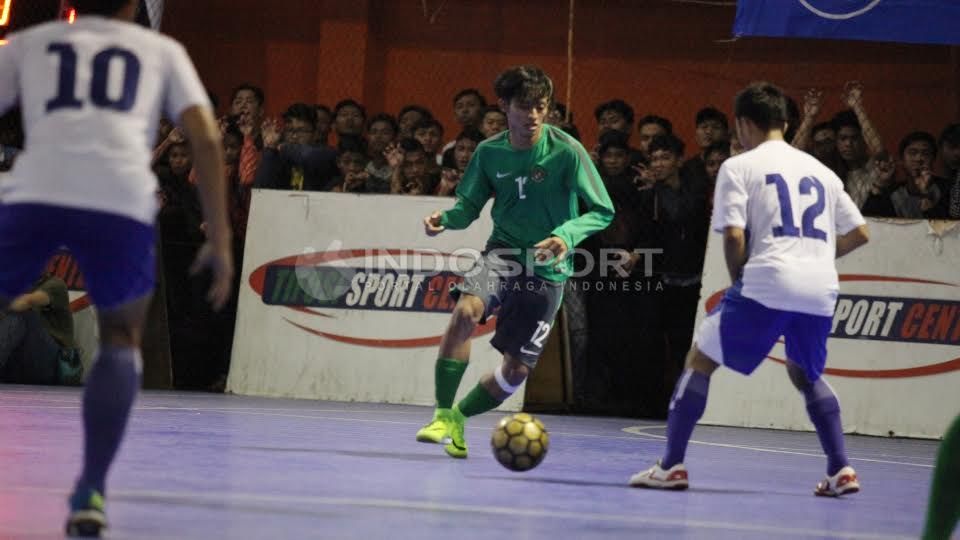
[695,281,833,382]
[451,252,563,368]
[0,203,156,310]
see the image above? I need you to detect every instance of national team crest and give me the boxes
[530,165,548,183]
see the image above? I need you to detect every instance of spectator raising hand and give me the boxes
[261,118,282,149]
[791,89,823,150]
[385,141,404,169]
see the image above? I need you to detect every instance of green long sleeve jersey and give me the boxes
[440,124,615,282]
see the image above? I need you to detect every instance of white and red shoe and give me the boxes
[628,461,689,490]
[814,465,860,497]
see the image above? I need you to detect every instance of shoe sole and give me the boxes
[629,480,689,490]
[815,485,860,497]
[444,444,468,459]
[415,433,450,444]
[66,511,107,538]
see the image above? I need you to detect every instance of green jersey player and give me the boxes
[416,65,614,458]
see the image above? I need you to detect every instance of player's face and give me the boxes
[941,141,960,173]
[600,147,629,177]
[704,150,729,182]
[335,106,365,136]
[503,97,550,144]
[597,110,629,136]
[167,145,192,176]
[454,94,484,127]
[399,110,424,138]
[453,138,478,171]
[284,118,315,146]
[314,109,332,144]
[902,140,934,179]
[337,151,367,175]
[223,134,242,165]
[695,119,728,149]
[481,111,507,138]
[836,127,865,163]
[402,150,428,181]
[414,126,443,155]
[649,149,680,182]
[637,123,666,156]
[367,120,396,153]
[231,90,262,124]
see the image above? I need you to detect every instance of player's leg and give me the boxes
[783,313,858,497]
[631,290,786,489]
[923,412,960,540]
[443,278,562,458]
[62,209,155,537]
[416,292,486,444]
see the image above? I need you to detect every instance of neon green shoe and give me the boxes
[444,407,468,459]
[416,408,452,444]
[65,485,107,537]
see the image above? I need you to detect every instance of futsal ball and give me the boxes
[490,413,549,472]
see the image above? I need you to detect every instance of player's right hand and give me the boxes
[424,211,445,236]
[190,241,235,311]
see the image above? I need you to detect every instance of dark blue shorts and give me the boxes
[451,252,563,368]
[695,281,833,382]
[0,203,156,310]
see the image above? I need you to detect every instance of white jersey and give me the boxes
[0,17,209,224]
[711,140,866,317]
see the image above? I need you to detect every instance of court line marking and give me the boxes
[0,402,935,465]
[0,485,915,540]
[622,426,934,468]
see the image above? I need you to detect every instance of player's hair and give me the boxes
[337,134,368,157]
[733,82,787,133]
[704,139,731,159]
[456,127,485,145]
[695,107,728,130]
[398,137,426,154]
[811,121,835,139]
[898,131,937,159]
[398,104,434,122]
[831,110,862,134]
[230,84,264,107]
[939,123,960,147]
[453,88,487,107]
[412,118,444,135]
[637,114,673,134]
[72,0,133,15]
[493,66,554,106]
[597,130,630,156]
[282,103,318,129]
[648,133,685,157]
[366,113,399,134]
[594,99,635,125]
[334,99,367,121]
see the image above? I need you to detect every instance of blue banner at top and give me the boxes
[734,1,960,46]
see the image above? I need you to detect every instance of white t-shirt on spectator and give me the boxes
[0,16,209,224]
[711,140,865,317]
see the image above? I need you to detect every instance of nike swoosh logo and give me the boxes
[520,347,540,355]
[496,172,511,178]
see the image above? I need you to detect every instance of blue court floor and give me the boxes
[0,385,938,539]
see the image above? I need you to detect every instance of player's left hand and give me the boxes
[424,211,445,235]
[8,295,32,312]
[534,236,569,265]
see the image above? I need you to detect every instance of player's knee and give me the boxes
[494,358,528,396]
[785,361,812,392]
[452,295,484,327]
[684,346,718,376]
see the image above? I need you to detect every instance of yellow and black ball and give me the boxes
[490,413,549,472]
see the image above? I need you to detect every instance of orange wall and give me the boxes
[165,0,959,153]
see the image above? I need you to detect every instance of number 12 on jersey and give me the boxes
[765,173,827,241]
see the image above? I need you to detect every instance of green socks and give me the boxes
[435,358,468,409]
[923,413,960,540]
[456,382,503,418]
